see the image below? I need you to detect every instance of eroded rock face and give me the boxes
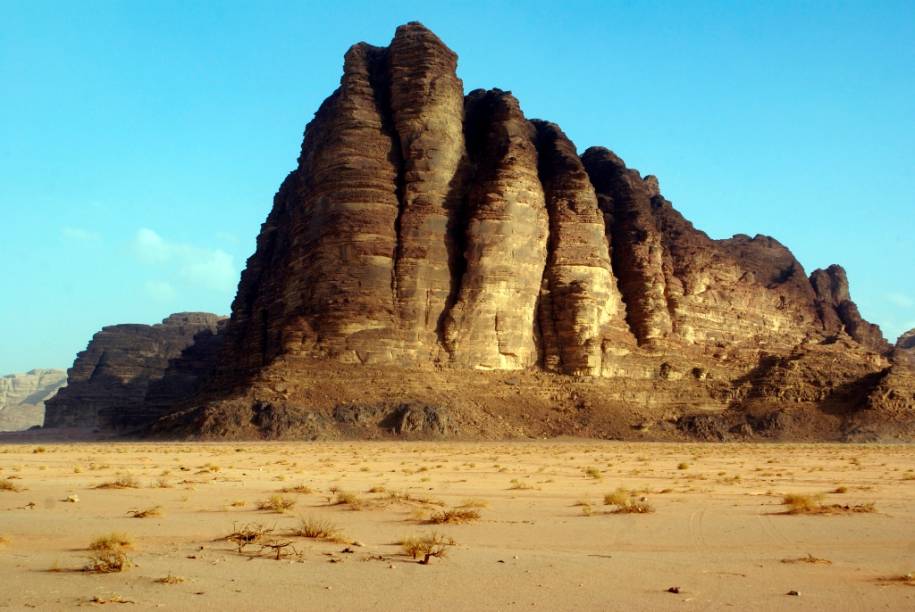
[94,22,910,440]
[44,313,224,429]
[810,264,890,352]
[0,369,66,431]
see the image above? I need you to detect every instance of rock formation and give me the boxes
[44,313,224,430]
[54,23,915,441]
[0,369,66,431]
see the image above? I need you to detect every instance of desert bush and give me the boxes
[426,508,481,525]
[291,516,347,542]
[85,533,133,573]
[279,484,313,494]
[257,495,296,513]
[155,573,185,584]
[603,488,655,514]
[95,474,139,489]
[127,506,163,518]
[225,523,272,553]
[583,467,602,480]
[0,479,22,492]
[399,532,454,564]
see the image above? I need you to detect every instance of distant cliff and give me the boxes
[0,369,66,431]
[44,313,225,430]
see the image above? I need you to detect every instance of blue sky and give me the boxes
[1,0,913,373]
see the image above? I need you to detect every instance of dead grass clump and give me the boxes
[225,523,273,553]
[85,533,133,573]
[279,484,313,494]
[781,553,832,565]
[95,474,140,489]
[257,495,296,513]
[603,488,655,514]
[583,467,602,480]
[89,533,134,551]
[426,508,481,525]
[399,532,454,564]
[330,491,365,510]
[155,573,185,584]
[876,572,915,587]
[386,490,444,507]
[127,506,163,518]
[508,479,534,490]
[292,516,348,543]
[458,498,489,509]
[781,493,876,515]
[0,479,22,492]
[367,485,387,493]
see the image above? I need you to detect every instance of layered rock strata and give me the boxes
[52,22,914,440]
[0,369,66,431]
[44,313,224,429]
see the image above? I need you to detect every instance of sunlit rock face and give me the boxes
[53,23,914,441]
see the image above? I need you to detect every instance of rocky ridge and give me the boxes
[44,313,225,430]
[52,23,915,441]
[0,369,66,431]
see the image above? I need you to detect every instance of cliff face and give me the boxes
[55,22,912,441]
[217,23,882,375]
[0,369,66,431]
[44,313,224,429]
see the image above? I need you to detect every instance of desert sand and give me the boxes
[0,441,913,610]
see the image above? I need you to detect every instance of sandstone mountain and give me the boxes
[44,313,225,430]
[54,23,915,441]
[0,369,67,431]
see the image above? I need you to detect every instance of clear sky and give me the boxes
[2,0,913,374]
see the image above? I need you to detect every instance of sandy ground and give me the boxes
[0,441,913,611]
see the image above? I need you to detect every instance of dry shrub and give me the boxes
[90,533,133,551]
[399,532,454,564]
[279,484,313,494]
[367,485,387,493]
[85,533,133,573]
[128,506,163,518]
[458,498,488,509]
[583,467,602,480]
[385,490,444,507]
[0,479,23,492]
[603,488,655,514]
[225,523,272,553]
[95,474,139,489]
[781,493,876,515]
[781,553,832,565]
[330,491,365,510]
[257,495,296,513]
[292,516,347,543]
[426,508,481,525]
[508,479,534,490]
[155,573,185,584]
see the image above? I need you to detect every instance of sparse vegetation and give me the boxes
[291,516,348,543]
[781,553,832,565]
[225,523,273,553]
[127,506,163,518]
[0,479,23,492]
[426,507,481,524]
[399,532,454,564]
[95,474,139,489]
[85,533,133,573]
[155,573,186,584]
[257,495,296,513]
[583,466,602,480]
[603,488,655,514]
[781,493,876,515]
[279,484,313,494]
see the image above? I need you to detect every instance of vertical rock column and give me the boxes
[388,22,467,359]
[533,122,631,375]
[582,147,673,346]
[279,43,403,363]
[443,90,548,369]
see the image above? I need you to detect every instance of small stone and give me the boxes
[667,587,681,594]
[787,590,800,597]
